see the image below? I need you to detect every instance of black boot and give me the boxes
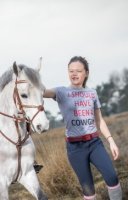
[33,161,43,173]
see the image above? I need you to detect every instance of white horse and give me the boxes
[0,62,49,200]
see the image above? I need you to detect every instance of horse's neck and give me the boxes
[0,81,16,114]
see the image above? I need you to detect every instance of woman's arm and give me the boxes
[95,108,119,160]
[43,89,56,98]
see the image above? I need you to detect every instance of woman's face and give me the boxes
[68,61,88,87]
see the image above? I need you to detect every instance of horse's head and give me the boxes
[12,62,49,133]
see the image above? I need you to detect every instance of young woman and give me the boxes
[44,56,122,200]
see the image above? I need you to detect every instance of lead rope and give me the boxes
[14,119,22,182]
[14,119,32,182]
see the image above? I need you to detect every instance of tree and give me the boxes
[96,68,128,116]
[118,68,128,112]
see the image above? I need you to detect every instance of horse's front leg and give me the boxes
[19,169,48,200]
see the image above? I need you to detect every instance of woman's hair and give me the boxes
[68,56,89,87]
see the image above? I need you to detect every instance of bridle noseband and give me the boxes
[13,78,44,121]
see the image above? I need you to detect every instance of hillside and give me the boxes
[9,112,128,199]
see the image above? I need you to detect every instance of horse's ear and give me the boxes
[13,62,18,76]
[36,57,42,72]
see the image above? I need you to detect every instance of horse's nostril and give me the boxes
[36,124,42,131]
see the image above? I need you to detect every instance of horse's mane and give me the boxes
[0,64,43,92]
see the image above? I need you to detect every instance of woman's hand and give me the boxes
[108,137,119,160]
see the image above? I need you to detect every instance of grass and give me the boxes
[9,112,128,199]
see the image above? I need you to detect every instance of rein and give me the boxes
[0,78,44,182]
[0,120,31,182]
[0,112,26,122]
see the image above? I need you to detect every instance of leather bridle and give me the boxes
[0,78,44,182]
[13,79,44,121]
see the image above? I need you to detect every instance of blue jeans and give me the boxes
[66,137,119,196]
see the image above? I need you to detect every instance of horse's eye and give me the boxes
[21,94,28,98]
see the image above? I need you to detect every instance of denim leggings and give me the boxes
[66,137,119,196]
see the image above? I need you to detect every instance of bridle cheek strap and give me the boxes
[13,79,44,121]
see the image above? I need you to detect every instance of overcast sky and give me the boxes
[0,0,128,115]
